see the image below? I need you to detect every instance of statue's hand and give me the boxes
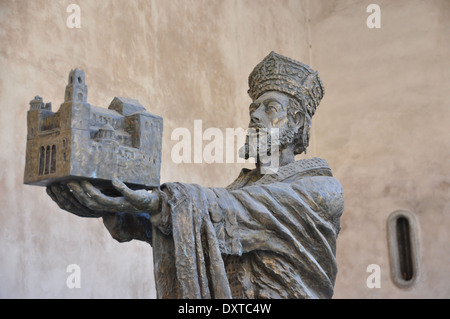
[111,178,160,214]
[46,183,112,218]
[47,179,160,217]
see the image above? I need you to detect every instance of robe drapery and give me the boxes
[103,157,344,299]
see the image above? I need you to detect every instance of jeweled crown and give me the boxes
[248,51,324,117]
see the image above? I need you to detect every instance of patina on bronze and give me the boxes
[34,52,344,298]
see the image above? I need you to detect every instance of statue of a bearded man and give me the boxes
[47,52,344,299]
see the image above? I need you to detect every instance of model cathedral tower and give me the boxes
[65,68,88,103]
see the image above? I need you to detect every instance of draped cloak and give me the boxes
[103,157,344,299]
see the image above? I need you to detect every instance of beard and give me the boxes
[239,125,295,160]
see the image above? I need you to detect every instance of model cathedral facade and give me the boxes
[24,69,163,190]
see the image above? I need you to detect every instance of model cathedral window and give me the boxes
[24,69,163,191]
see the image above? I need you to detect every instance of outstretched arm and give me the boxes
[46,178,161,244]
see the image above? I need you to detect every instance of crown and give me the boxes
[248,51,324,117]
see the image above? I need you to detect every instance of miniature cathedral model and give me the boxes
[24,69,163,191]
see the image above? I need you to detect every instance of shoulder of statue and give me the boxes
[225,168,253,190]
[225,158,333,190]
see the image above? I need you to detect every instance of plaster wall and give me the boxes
[308,0,450,298]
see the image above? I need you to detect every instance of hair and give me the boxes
[287,97,312,155]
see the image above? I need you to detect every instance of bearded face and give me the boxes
[239,91,304,161]
[242,125,295,159]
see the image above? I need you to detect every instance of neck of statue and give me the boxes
[255,145,295,178]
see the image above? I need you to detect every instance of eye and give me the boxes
[249,103,259,114]
[265,102,280,113]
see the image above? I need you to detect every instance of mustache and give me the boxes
[239,126,295,159]
[246,125,274,134]
[240,128,279,159]
[248,123,265,130]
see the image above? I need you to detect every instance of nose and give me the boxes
[251,113,260,124]
[250,103,264,125]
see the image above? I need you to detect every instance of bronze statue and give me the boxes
[42,52,344,299]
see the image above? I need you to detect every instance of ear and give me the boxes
[287,98,305,131]
[291,111,305,131]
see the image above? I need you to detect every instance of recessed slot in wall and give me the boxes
[387,211,420,288]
